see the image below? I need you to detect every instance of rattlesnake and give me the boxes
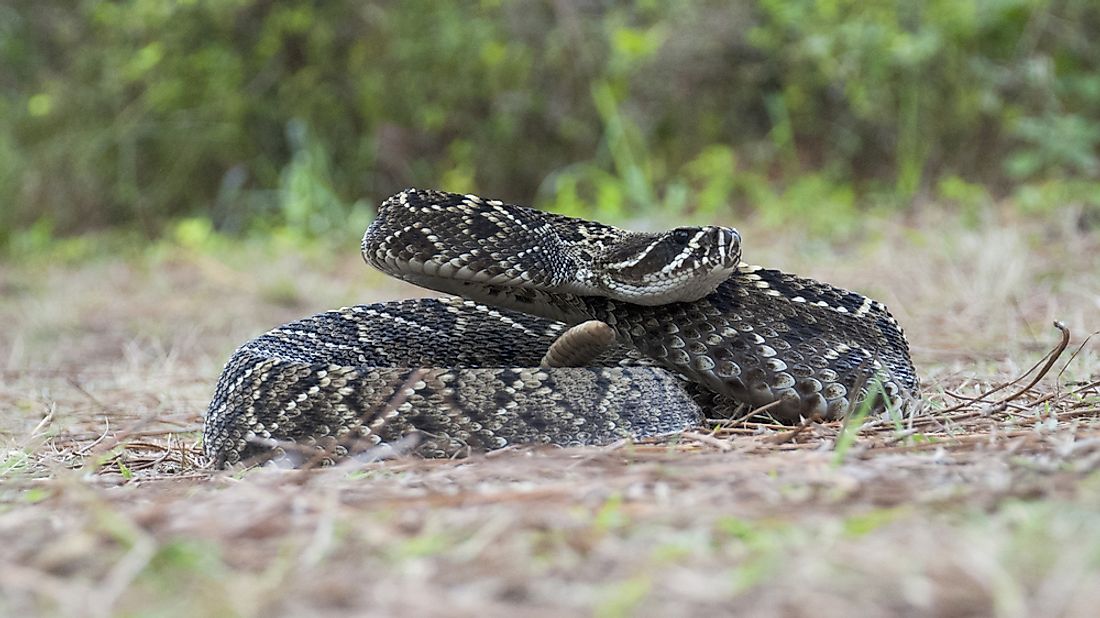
[204,189,918,467]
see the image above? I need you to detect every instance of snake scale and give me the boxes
[204,189,918,467]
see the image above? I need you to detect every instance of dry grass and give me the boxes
[1,211,1098,617]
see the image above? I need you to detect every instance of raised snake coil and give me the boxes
[204,189,918,467]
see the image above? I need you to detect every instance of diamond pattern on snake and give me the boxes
[204,189,919,466]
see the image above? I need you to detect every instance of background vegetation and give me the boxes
[3,0,1099,249]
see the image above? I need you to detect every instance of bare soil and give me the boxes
[1,212,1098,617]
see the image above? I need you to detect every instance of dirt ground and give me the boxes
[1,210,1098,617]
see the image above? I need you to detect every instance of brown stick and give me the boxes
[931,321,1071,416]
[992,321,1071,406]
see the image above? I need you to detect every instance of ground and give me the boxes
[1,210,1098,617]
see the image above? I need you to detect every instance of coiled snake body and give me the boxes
[205,189,918,466]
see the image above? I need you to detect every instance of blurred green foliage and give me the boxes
[2,0,1099,248]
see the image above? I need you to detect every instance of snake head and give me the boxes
[592,225,742,305]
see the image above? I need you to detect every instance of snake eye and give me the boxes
[671,228,694,244]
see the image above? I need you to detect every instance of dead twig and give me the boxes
[680,431,733,451]
[910,322,1073,424]
[763,415,823,445]
[994,321,1071,407]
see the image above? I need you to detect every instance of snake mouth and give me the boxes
[718,227,742,267]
